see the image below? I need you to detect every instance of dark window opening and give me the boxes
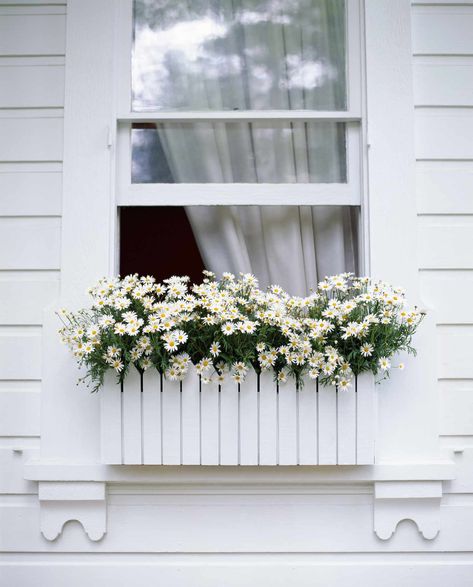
[119,206,206,284]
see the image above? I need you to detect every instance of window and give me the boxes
[115,0,364,293]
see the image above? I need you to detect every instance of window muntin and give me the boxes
[132,0,347,112]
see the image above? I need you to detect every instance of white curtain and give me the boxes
[134,0,357,295]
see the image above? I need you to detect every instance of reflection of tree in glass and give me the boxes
[132,0,346,111]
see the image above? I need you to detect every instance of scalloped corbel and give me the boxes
[38,481,106,541]
[374,481,442,540]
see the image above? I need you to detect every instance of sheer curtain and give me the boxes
[133,0,358,295]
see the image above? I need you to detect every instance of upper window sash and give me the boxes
[114,0,363,120]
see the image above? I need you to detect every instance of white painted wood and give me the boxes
[258,370,277,465]
[0,446,38,494]
[418,218,473,269]
[298,378,318,465]
[317,384,337,465]
[420,270,473,323]
[415,110,473,160]
[337,386,357,465]
[161,376,181,465]
[0,272,59,324]
[100,373,122,465]
[0,217,61,270]
[180,365,200,465]
[122,367,142,465]
[0,118,63,162]
[412,5,473,55]
[440,380,473,435]
[416,162,473,214]
[414,57,473,106]
[200,379,219,465]
[141,368,161,464]
[277,378,298,465]
[0,65,64,108]
[0,171,62,216]
[0,14,65,55]
[438,326,473,379]
[0,329,41,379]
[356,373,376,465]
[0,389,40,436]
[239,369,258,465]
[219,378,239,465]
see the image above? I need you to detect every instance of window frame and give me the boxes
[113,0,365,217]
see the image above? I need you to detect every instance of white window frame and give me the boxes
[113,0,365,219]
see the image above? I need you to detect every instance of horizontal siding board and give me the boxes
[415,110,473,160]
[0,274,59,324]
[0,390,40,436]
[438,326,473,379]
[0,217,61,270]
[0,118,63,162]
[420,271,473,323]
[0,65,64,108]
[0,331,41,379]
[0,15,65,56]
[0,171,62,215]
[418,218,473,269]
[440,380,473,435]
[413,57,473,106]
[416,162,473,214]
[412,6,473,55]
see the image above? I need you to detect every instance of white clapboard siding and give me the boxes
[418,218,473,269]
[415,110,473,160]
[420,271,473,324]
[0,65,65,108]
[414,57,473,107]
[438,326,473,379]
[0,14,65,55]
[0,118,63,162]
[0,389,40,436]
[412,6,473,55]
[101,371,377,465]
[440,380,473,436]
[0,273,59,324]
[0,329,41,379]
[416,162,473,214]
[0,171,62,216]
[0,218,61,270]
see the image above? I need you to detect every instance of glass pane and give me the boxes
[120,205,359,296]
[132,0,346,111]
[131,121,346,183]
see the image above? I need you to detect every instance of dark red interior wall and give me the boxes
[119,206,206,283]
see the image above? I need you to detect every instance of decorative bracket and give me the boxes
[373,481,442,540]
[38,481,106,541]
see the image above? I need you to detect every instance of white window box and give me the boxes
[101,367,376,466]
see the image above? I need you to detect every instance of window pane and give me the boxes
[132,0,346,111]
[131,121,346,183]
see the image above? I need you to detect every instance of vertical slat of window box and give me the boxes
[337,387,357,465]
[318,383,337,464]
[298,377,318,465]
[259,370,277,465]
[161,376,181,465]
[122,366,142,464]
[278,378,297,465]
[100,372,122,464]
[220,378,239,465]
[239,369,258,465]
[142,368,161,465]
[200,380,219,465]
[356,373,376,464]
[181,365,200,465]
